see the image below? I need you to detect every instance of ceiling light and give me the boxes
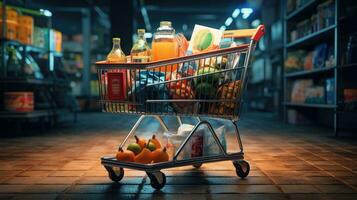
[225,17,233,26]
[40,9,52,17]
[241,8,253,19]
[232,9,240,18]
[219,25,226,31]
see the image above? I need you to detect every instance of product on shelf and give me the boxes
[288,0,335,43]
[285,43,334,73]
[284,50,306,72]
[4,92,34,112]
[0,7,18,40]
[344,33,357,65]
[18,15,34,44]
[312,43,328,68]
[53,30,62,52]
[344,89,357,110]
[305,86,325,104]
[326,78,335,104]
[291,79,313,103]
[33,26,47,48]
[130,29,151,63]
[151,21,179,71]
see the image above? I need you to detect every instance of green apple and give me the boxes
[127,143,141,155]
[147,142,156,152]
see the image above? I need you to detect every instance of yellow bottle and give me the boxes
[131,29,151,63]
[151,21,179,71]
[107,38,126,63]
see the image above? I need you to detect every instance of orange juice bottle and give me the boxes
[151,21,179,71]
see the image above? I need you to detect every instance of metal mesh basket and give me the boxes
[96,43,255,120]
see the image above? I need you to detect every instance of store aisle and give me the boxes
[0,112,356,199]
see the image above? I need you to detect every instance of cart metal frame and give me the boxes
[96,25,265,190]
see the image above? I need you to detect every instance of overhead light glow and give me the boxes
[232,9,240,18]
[145,32,153,38]
[251,19,261,27]
[219,25,226,31]
[241,8,253,19]
[225,17,233,26]
[40,9,52,17]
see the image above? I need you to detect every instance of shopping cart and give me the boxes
[96,25,265,190]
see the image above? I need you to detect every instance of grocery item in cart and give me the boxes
[152,21,179,71]
[131,29,151,63]
[187,24,223,55]
[209,80,241,115]
[166,72,195,112]
[107,71,127,100]
[107,38,126,62]
[176,33,189,57]
[129,71,173,112]
[203,125,227,156]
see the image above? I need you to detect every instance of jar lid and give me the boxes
[160,21,172,27]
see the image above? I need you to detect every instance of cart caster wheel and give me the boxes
[147,171,166,190]
[193,163,202,169]
[233,160,250,178]
[104,166,124,182]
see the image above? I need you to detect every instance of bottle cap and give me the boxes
[113,38,120,42]
[160,21,172,27]
[137,29,146,34]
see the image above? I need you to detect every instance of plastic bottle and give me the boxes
[151,21,179,71]
[131,29,151,63]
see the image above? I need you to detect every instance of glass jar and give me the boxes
[151,21,179,71]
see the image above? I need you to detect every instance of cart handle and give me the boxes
[223,25,265,42]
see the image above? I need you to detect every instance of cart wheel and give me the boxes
[104,166,124,182]
[233,160,250,178]
[147,171,166,190]
[193,163,202,169]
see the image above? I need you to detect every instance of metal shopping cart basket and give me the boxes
[96,25,265,190]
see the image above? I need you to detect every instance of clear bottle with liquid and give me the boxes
[151,21,179,71]
[131,29,151,63]
[107,38,126,63]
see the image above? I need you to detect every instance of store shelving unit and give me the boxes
[283,0,340,135]
[0,2,77,131]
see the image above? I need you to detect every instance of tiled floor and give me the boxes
[0,112,356,199]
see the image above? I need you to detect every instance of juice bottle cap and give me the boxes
[160,21,172,27]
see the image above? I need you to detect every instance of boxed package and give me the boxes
[304,86,325,104]
[291,79,313,103]
[187,24,223,55]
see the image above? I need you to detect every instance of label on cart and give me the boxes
[191,135,203,157]
[107,71,127,100]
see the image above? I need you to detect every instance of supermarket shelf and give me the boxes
[286,25,336,48]
[0,78,53,85]
[52,51,63,57]
[286,0,318,20]
[339,63,357,69]
[284,66,335,78]
[1,38,48,53]
[0,110,52,119]
[284,102,337,109]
